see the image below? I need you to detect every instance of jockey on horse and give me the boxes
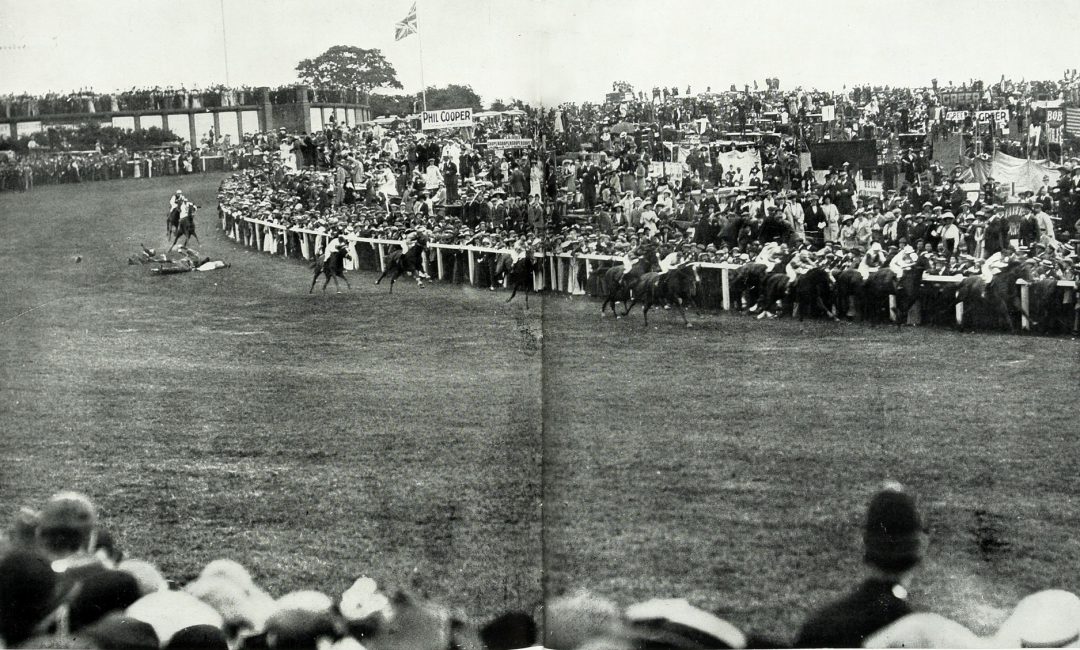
[167,190,185,238]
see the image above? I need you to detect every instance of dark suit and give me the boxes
[795,579,912,648]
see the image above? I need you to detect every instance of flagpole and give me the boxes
[415,1,427,113]
[219,0,231,86]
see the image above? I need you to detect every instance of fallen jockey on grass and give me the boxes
[130,245,230,274]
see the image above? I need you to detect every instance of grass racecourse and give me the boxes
[1,173,1078,642]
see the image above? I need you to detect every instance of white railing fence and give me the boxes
[219,210,1077,332]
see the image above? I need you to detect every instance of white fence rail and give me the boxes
[220,211,1077,332]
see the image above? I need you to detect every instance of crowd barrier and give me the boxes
[220,210,1077,332]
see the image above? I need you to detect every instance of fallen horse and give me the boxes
[129,245,229,274]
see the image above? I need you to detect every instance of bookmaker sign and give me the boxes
[421,108,474,130]
[486,138,534,150]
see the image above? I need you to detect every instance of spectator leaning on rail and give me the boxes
[794,482,927,648]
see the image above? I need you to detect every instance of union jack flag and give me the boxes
[395,3,417,41]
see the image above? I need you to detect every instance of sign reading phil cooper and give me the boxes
[421,108,474,131]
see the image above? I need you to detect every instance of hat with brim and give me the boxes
[994,590,1080,648]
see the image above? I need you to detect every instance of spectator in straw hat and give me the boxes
[794,482,927,648]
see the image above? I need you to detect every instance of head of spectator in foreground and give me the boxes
[994,589,1080,648]
[0,549,67,647]
[36,491,98,562]
[863,482,926,580]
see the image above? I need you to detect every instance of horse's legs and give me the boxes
[675,299,689,326]
[524,287,529,310]
[309,270,320,293]
[642,302,651,327]
[340,273,352,290]
[506,285,518,304]
[623,297,636,316]
[322,273,332,292]
[375,268,388,285]
[168,233,182,251]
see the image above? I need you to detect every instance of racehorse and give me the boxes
[861,269,899,325]
[1028,277,1073,334]
[625,263,701,327]
[955,260,1035,332]
[792,267,837,321]
[375,240,429,293]
[600,249,659,317]
[755,272,791,318]
[730,263,768,311]
[832,268,864,320]
[166,206,181,239]
[500,255,536,307]
[168,204,199,250]
[309,247,353,293]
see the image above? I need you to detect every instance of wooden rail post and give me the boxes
[1019,280,1030,331]
[721,267,731,311]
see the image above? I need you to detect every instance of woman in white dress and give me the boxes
[530,161,544,200]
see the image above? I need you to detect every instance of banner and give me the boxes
[1066,107,1080,137]
[648,161,687,178]
[968,151,1061,194]
[485,138,533,150]
[975,109,1009,125]
[820,105,835,122]
[945,111,969,122]
[421,108,473,131]
[716,149,762,177]
[1046,108,1064,128]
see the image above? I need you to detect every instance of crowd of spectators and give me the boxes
[3,487,1078,649]
[0,85,364,119]
[216,110,1080,286]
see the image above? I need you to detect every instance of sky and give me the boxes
[0,0,1077,106]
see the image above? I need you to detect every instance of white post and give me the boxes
[888,295,899,323]
[721,267,731,311]
[467,250,476,285]
[437,248,445,280]
[1020,281,1030,331]
[955,302,964,327]
[377,244,386,272]
[422,251,430,277]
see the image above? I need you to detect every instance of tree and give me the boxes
[423,84,483,111]
[489,98,509,112]
[369,93,416,118]
[295,46,403,93]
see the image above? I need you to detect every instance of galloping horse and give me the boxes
[625,263,701,327]
[792,267,837,321]
[755,273,791,318]
[500,255,536,307]
[861,257,929,326]
[955,260,1035,332]
[309,246,353,293]
[730,262,768,311]
[375,239,429,293]
[832,268,864,320]
[600,249,660,317]
[168,203,199,250]
[166,205,181,239]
